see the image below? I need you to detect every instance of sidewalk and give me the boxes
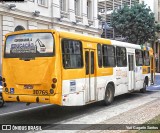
[78,98,160,133]
[78,76,160,133]
[77,75,160,133]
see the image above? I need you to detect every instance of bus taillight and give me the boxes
[51,84,56,89]
[3,83,7,87]
[2,78,5,82]
[52,78,57,83]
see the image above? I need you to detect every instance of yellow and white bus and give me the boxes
[1,29,155,106]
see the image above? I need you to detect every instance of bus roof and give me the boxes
[4,29,55,36]
[111,40,153,51]
[58,31,111,45]
[4,29,152,51]
[4,29,111,45]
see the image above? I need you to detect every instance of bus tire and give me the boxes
[140,80,147,93]
[0,94,4,108]
[103,84,114,106]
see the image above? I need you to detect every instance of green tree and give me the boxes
[111,2,155,45]
[155,23,160,32]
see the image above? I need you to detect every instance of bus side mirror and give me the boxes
[0,76,2,82]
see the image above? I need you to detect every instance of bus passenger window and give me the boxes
[91,51,94,74]
[144,51,150,66]
[85,51,89,75]
[116,47,127,67]
[62,39,83,69]
[135,49,143,66]
[97,44,102,68]
[102,45,116,67]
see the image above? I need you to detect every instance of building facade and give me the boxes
[142,0,160,72]
[154,0,160,72]
[0,0,100,74]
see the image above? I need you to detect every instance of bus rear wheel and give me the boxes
[140,81,147,93]
[103,84,114,106]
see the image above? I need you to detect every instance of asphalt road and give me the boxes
[0,91,157,125]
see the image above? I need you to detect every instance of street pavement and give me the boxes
[0,93,152,124]
[0,75,159,132]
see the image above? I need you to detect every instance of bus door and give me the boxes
[85,49,96,103]
[128,54,135,90]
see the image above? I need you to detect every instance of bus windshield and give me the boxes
[4,32,54,58]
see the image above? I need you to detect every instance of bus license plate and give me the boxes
[24,85,33,89]
[33,90,48,95]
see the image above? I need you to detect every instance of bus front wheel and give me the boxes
[103,84,114,105]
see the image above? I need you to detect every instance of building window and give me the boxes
[62,39,83,69]
[14,25,25,31]
[75,0,80,16]
[116,47,127,67]
[38,0,48,7]
[135,49,143,66]
[60,0,67,12]
[144,51,150,66]
[102,45,116,67]
[87,0,92,19]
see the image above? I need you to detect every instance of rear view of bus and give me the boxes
[2,30,62,105]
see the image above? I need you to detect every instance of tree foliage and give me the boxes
[155,23,160,32]
[111,2,156,44]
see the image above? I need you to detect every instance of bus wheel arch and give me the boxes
[103,82,115,106]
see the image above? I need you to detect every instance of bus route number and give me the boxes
[33,90,48,95]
